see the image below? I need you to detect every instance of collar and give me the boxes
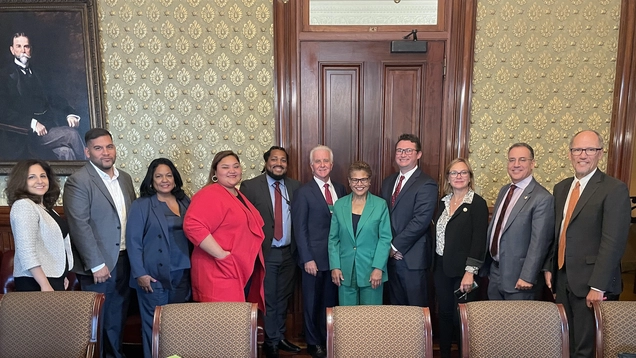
[399,166,418,181]
[14,58,28,69]
[313,176,333,188]
[90,161,119,180]
[266,174,285,188]
[575,168,597,188]
[511,175,533,190]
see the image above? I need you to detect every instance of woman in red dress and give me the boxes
[184,150,266,311]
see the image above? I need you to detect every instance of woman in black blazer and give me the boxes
[433,158,488,358]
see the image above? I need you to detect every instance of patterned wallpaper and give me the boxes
[0,0,624,205]
[99,0,275,197]
[469,0,621,205]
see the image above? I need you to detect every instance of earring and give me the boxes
[212,175,218,182]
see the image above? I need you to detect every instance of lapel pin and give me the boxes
[524,196,528,200]
[463,207,468,212]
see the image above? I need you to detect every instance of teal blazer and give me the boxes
[328,193,392,287]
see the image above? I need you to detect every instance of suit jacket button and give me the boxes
[158,249,163,253]
[159,263,163,267]
[115,243,120,246]
[353,247,356,250]
[158,234,162,238]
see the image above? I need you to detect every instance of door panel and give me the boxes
[298,41,445,194]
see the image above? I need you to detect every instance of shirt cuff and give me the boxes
[591,287,605,294]
[391,244,398,252]
[91,263,105,273]
[30,118,38,131]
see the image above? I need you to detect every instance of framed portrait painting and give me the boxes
[0,0,103,174]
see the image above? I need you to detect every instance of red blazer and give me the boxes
[184,183,266,311]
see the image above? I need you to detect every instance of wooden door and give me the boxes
[297,40,445,193]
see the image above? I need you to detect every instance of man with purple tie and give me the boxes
[485,143,554,300]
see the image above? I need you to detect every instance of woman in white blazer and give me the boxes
[6,159,73,291]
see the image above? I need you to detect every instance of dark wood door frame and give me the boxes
[274,0,635,185]
[274,0,478,182]
[608,0,636,183]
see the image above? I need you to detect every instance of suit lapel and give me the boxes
[392,169,420,208]
[259,175,275,219]
[309,181,331,215]
[150,195,170,241]
[356,196,377,237]
[502,179,535,233]
[86,164,117,211]
[570,170,602,222]
[339,195,356,243]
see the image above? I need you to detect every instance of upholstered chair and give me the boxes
[459,301,569,358]
[0,291,105,358]
[593,300,636,358]
[152,301,258,358]
[326,305,433,358]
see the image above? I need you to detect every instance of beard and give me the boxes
[265,168,286,181]
[16,53,30,66]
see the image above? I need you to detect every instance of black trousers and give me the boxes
[433,255,477,358]
[263,246,296,346]
[556,268,596,358]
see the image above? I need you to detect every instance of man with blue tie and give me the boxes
[292,146,346,358]
[240,146,301,358]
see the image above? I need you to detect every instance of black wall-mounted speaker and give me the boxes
[390,40,428,53]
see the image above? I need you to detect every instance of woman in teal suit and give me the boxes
[328,161,393,305]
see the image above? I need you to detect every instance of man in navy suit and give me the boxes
[291,146,346,358]
[381,134,438,307]
[240,146,301,358]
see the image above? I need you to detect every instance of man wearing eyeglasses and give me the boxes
[485,142,554,301]
[380,133,438,307]
[543,130,630,358]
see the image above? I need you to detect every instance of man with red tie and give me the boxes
[240,146,301,358]
[485,143,554,300]
[544,130,630,358]
[291,145,346,358]
[380,134,438,307]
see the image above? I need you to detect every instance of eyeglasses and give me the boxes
[396,148,417,155]
[569,147,602,156]
[507,157,532,164]
[449,170,469,177]
[349,177,370,184]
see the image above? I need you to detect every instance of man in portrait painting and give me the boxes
[0,32,84,160]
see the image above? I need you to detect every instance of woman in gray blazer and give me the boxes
[6,159,73,291]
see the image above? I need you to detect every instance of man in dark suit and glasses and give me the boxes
[544,130,631,358]
[291,145,346,358]
[380,133,438,307]
[0,32,85,160]
[240,146,301,358]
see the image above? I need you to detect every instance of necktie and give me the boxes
[324,183,333,205]
[391,175,405,207]
[490,184,517,257]
[558,182,580,269]
[274,182,283,240]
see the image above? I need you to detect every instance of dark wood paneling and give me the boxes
[608,0,636,184]
[322,66,361,186]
